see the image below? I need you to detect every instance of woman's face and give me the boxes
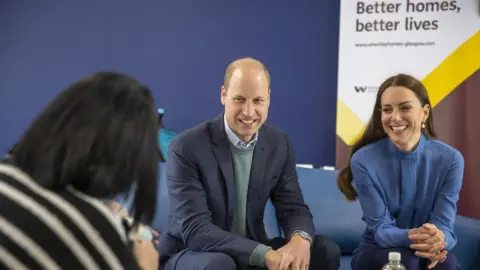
[380,86,429,151]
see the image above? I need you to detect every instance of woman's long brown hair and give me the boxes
[337,74,437,201]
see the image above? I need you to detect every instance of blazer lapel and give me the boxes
[247,128,269,205]
[211,114,236,229]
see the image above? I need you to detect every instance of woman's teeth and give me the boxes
[392,126,407,132]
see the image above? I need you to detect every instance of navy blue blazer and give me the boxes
[159,114,314,267]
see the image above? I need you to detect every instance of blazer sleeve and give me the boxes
[428,150,464,251]
[270,133,315,238]
[166,139,260,266]
[351,159,411,248]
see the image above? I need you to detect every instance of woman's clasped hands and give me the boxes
[408,223,447,269]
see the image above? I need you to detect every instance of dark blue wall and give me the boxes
[0,1,340,167]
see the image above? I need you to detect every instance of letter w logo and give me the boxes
[354,86,367,92]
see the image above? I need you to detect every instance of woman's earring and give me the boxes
[422,121,426,128]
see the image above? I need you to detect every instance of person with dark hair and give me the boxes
[337,74,463,270]
[159,57,341,270]
[0,72,160,270]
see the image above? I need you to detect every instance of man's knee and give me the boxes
[312,235,341,261]
[309,235,341,270]
[202,252,236,270]
[169,251,236,270]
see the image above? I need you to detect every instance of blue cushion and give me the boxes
[151,162,170,233]
[452,215,480,269]
[339,256,352,270]
[296,168,365,254]
[264,199,281,238]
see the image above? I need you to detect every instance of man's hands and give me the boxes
[264,235,311,270]
[264,250,282,270]
[409,223,447,269]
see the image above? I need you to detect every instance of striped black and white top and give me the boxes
[0,163,141,270]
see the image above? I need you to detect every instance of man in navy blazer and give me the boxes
[159,58,340,270]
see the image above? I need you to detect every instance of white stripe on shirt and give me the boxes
[0,244,29,270]
[0,215,61,270]
[0,182,100,270]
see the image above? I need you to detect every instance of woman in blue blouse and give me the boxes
[338,74,463,270]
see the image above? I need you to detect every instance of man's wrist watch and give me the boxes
[291,230,313,245]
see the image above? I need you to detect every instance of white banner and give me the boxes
[336,0,480,145]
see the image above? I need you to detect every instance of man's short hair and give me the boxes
[223,57,271,90]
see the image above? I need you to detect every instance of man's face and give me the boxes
[221,69,270,143]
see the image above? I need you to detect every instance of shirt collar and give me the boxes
[223,114,258,149]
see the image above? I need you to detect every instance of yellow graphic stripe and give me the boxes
[423,30,480,107]
[336,100,365,146]
[337,30,480,146]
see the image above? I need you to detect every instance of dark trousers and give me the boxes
[351,247,461,270]
[163,235,341,270]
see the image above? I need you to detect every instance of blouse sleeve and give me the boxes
[351,160,411,248]
[428,150,464,250]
